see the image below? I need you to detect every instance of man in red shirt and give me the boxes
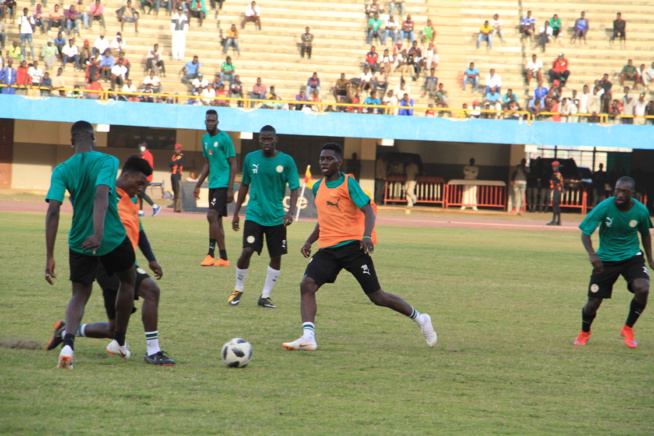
[137,142,162,217]
[548,53,570,87]
[15,60,31,95]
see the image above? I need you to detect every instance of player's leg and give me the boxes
[621,255,650,348]
[229,220,260,305]
[575,263,619,345]
[202,207,220,265]
[213,188,230,265]
[138,274,175,364]
[258,224,287,308]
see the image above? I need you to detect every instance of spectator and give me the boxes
[116,50,130,78]
[141,82,155,102]
[421,18,435,44]
[305,71,320,96]
[549,97,561,122]
[367,12,385,45]
[219,56,235,84]
[1,18,7,51]
[407,40,422,81]
[578,84,590,116]
[398,92,413,115]
[421,67,438,98]
[365,45,379,73]
[98,48,114,81]
[484,68,502,94]
[462,62,479,92]
[364,0,383,19]
[33,4,46,34]
[394,48,410,76]
[229,74,243,106]
[197,83,212,105]
[611,12,625,44]
[608,98,623,123]
[525,53,543,86]
[485,87,501,116]
[109,58,127,90]
[548,53,570,87]
[587,85,601,117]
[191,72,208,94]
[363,89,381,114]
[170,5,188,60]
[598,73,612,93]
[85,57,100,84]
[93,33,109,56]
[8,41,22,63]
[61,38,79,70]
[560,97,578,122]
[145,43,165,76]
[188,0,206,27]
[18,8,35,61]
[434,82,449,106]
[40,70,52,96]
[527,96,544,118]
[520,10,536,41]
[241,1,261,30]
[491,13,505,43]
[619,59,638,88]
[380,48,394,74]
[41,38,57,70]
[502,88,517,108]
[425,103,435,117]
[644,62,654,90]
[423,41,438,72]
[110,32,126,52]
[300,26,312,59]
[477,20,493,49]
[372,66,388,94]
[633,92,648,125]
[180,54,200,85]
[116,0,139,33]
[389,0,404,16]
[549,80,562,101]
[84,74,103,99]
[64,4,80,37]
[76,0,88,28]
[537,20,552,52]
[571,11,589,44]
[394,78,411,100]
[143,69,161,93]
[309,89,322,112]
[383,89,398,115]
[401,15,415,43]
[28,59,42,87]
[0,58,17,94]
[636,63,647,89]
[89,0,106,30]
[548,14,562,44]
[534,79,548,100]
[48,4,63,32]
[385,14,399,45]
[293,89,308,111]
[333,73,350,102]
[351,65,373,93]
[250,76,266,108]
[53,31,66,59]
[79,39,91,65]
[216,82,230,106]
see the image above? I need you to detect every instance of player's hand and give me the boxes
[361,238,375,255]
[149,261,163,280]
[193,187,200,200]
[589,253,603,274]
[226,188,234,203]
[232,214,240,231]
[282,213,293,227]
[45,257,56,285]
[82,234,102,254]
[301,242,312,258]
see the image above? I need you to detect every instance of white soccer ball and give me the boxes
[221,338,253,368]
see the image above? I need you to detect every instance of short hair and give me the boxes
[321,143,343,158]
[122,155,152,177]
[71,120,94,138]
[260,125,276,134]
[616,176,635,191]
[206,109,218,117]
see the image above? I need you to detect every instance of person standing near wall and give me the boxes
[404,160,418,208]
[547,160,564,225]
[511,158,528,213]
[137,142,161,217]
[169,143,185,213]
[461,158,479,210]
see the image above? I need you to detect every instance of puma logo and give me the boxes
[326,198,341,210]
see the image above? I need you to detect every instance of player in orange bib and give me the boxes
[282,143,437,351]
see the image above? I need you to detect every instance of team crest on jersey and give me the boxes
[137,267,146,274]
[276,165,284,173]
[247,236,255,243]
[590,284,599,293]
[214,141,218,147]
[629,220,637,228]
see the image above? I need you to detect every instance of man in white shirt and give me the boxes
[191,72,208,94]
[633,92,648,125]
[28,60,43,86]
[93,34,109,56]
[241,1,261,30]
[200,84,216,105]
[170,6,188,60]
[110,58,127,90]
[121,77,138,101]
[146,43,165,76]
[525,53,543,86]
[18,8,36,60]
[484,68,502,94]
[643,62,654,90]
[490,13,505,42]
[61,38,80,70]
[143,70,161,93]
[110,32,126,51]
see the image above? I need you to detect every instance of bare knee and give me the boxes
[300,276,318,295]
[138,279,160,302]
[367,289,386,306]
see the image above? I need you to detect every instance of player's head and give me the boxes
[205,109,218,134]
[320,143,343,177]
[118,155,152,197]
[70,121,95,148]
[259,125,277,156]
[614,176,635,210]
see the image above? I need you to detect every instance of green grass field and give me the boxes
[0,210,652,435]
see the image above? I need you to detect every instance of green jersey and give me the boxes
[579,197,652,262]
[202,130,235,188]
[46,151,126,256]
[241,150,300,226]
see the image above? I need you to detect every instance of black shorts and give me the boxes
[208,187,228,216]
[587,253,649,299]
[304,241,381,295]
[68,236,135,284]
[242,220,288,257]
[552,28,560,37]
[98,263,149,320]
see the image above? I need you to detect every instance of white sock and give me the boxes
[261,266,279,299]
[302,322,315,339]
[235,268,248,291]
[145,331,160,356]
[74,325,87,337]
[409,308,423,326]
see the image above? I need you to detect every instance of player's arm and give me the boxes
[301,223,320,258]
[193,157,210,199]
[82,184,110,254]
[232,182,249,231]
[226,156,237,203]
[360,203,376,255]
[138,229,162,279]
[640,230,654,270]
[284,187,300,226]
[45,200,62,285]
[581,232,603,273]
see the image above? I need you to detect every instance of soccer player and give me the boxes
[45,121,136,369]
[194,109,237,267]
[574,176,653,348]
[46,156,175,365]
[282,143,437,351]
[229,125,300,308]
